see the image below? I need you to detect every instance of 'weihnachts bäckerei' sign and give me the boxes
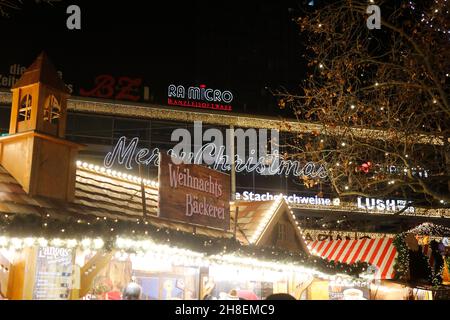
[158,153,230,230]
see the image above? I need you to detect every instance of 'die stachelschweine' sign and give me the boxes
[158,152,230,230]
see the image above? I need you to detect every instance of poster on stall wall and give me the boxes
[328,278,370,300]
[32,247,75,300]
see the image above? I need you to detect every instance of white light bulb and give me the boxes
[81,239,91,248]
[67,239,78,248]
[94,238,104,249]
[24,238,35,246]
[38,238,48,247]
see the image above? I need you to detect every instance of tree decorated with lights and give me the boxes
[278,0,450,209]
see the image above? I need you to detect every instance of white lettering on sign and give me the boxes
[185,194,225,219]
[168,163,226,219]
[235,191,340,207]
[38,247,71,259]
[158,153,230,229]
[357,197,415,213]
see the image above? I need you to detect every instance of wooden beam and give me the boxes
[79,251,113,298]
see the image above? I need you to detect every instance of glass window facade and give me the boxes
[0,104,323,197]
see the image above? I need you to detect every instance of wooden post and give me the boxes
[233,207,239,241]
[139,163,147,217]
[229,125,236,201]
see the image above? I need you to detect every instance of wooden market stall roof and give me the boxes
[0,162,307,251]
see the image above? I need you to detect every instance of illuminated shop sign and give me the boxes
[235,191,340,207]
[357,197,415,213]
[168,84,233,111]
[235,192,415,214]
[80,75,149,102]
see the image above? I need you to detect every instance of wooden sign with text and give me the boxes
[158,153,230,230]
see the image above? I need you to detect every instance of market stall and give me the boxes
[389,223,450,299]
[0,161,370,300]
[306,222,450,300]
[0,53,372,300]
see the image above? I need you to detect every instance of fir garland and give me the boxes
[407,223,450,237]
[393,233,409,280]
[393,225,448,286]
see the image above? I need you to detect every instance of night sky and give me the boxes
[0,0,313,116]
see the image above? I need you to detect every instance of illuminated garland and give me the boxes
[407,223,450,237]
[0,212,369,277]
[393,233,409,280]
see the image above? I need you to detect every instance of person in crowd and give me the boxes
[0,283,6,300]
[265,293,296,300]
[106,282,123,300]
[430,240,444,285]
[202,281,216,300]
[122,282,142,300]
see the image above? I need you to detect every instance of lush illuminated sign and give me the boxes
[168,84,233,111]
[357,197,415,213]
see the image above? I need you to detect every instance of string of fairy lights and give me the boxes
[0,160,372,279]
[76,161,159,188]
[0,230,371,280]
[408,0,450,37]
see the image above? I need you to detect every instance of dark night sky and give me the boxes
[0,0,314,116]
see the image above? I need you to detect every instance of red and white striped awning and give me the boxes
[307,238,397,279]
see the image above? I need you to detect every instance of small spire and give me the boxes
[12,51,70,93]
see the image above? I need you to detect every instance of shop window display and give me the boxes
[204,265,290,300]
[83,254,199,300]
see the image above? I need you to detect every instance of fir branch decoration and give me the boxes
[393,233,409,280]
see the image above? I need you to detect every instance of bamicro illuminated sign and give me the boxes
[168,84,233,111]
